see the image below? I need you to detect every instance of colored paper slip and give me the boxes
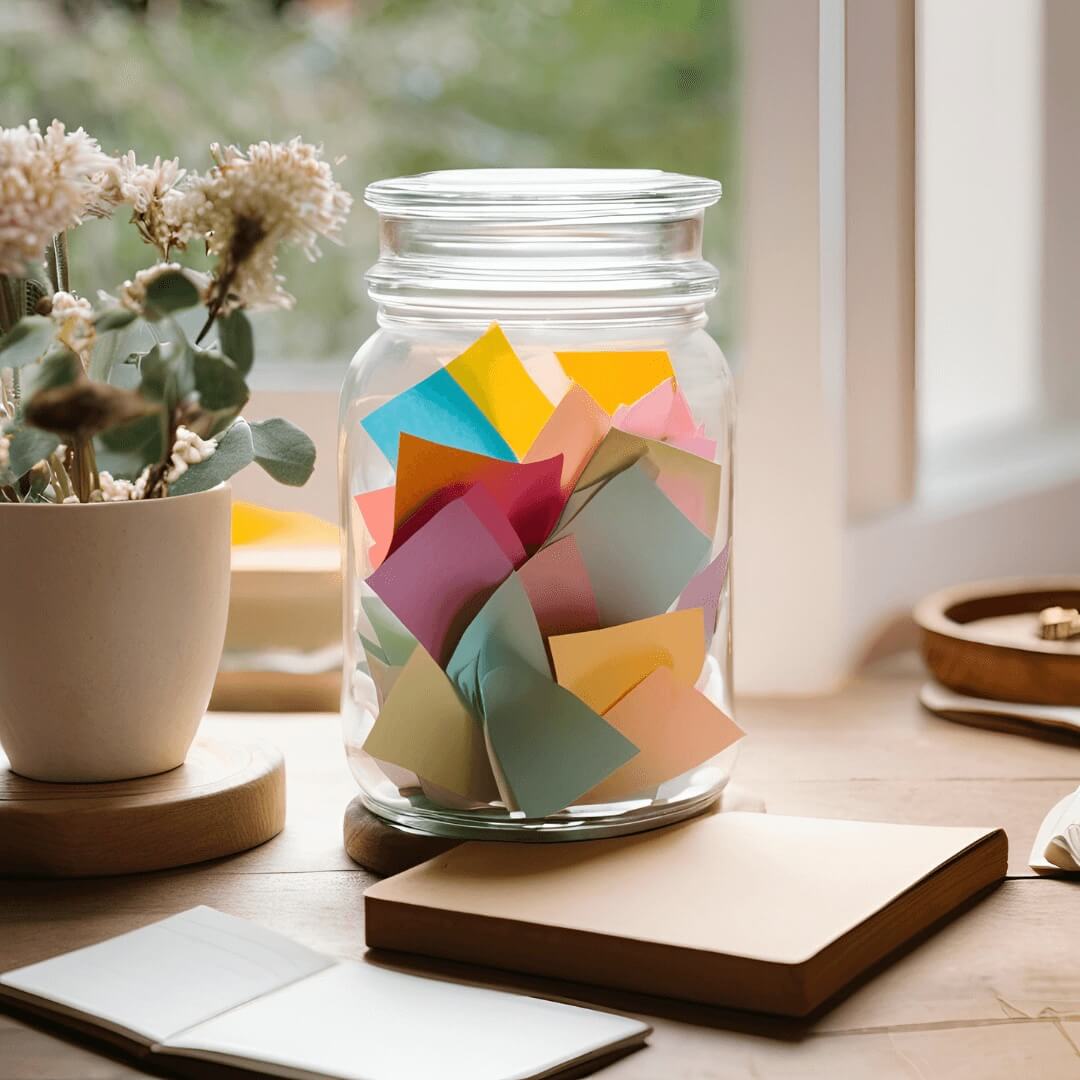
[354,486,395,570]
[359,594,417,668]
[523,385,611,497]
[677,543,730,646]
[555,349,675,413]
[610,379,696,444]
[445,324,555,458]
[575,427,722,538]
[549,608,706,714]
[363,646,498,804]
[518,536,599,639]
[365,492,519,667]
[581,666,743,804]
[392,434,565,555]
[360,367,514,469]
[480,664,639,819]
[557,460,710,627]
[446,573,551,710]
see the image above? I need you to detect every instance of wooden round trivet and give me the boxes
[914,577,1080,706]
[0,735,285,877]
[344,785,766,877]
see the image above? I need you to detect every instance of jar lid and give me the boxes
[365,168,722,223]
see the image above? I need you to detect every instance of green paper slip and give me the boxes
[360,594,418,667]
[558,460,711,626]
[363,646,499,804]
[480,664,640,819]
[446,573,550,705]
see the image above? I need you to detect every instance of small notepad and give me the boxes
[0,907,649,1080]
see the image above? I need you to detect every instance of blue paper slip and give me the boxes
[361,368,516,469]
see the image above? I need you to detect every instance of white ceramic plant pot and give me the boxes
[0,485,231,782]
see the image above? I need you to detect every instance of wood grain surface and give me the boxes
[3,655,1080,1078]
[0,736,285,877]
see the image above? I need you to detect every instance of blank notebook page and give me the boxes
[0,906,332,1044]
[163,959,648,1080]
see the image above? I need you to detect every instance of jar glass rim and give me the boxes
[365,168,722,221]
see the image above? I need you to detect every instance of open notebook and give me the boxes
[0,907,649,1080]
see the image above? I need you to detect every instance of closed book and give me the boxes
[365,812,1007,1017]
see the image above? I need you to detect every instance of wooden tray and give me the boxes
[914,577,1080,706]
[344,785,766,877]
[0,735,285,878]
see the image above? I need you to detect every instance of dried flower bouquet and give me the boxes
[0,120,353,503]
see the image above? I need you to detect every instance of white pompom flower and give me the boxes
[0,119,117,276]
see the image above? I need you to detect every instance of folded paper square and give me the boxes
[446,573,551,711]
[575,427,722,537]
[366,489,521,667]
[523,385,611,497]
[362,646,499,804]
[445,324,555,458]
[554,460,710,626]
[555,349,675,413]
[582,666,743,803]
[391,434,565,556]
[677,543,730,646]
[480,664,639,819]
[549,608,706,714]
[354,486,396,570]
[517,535,600,639]
[360,367,515,468]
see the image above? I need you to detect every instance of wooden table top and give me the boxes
[3,654,1080,1079]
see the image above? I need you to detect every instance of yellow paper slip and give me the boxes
[362,646,499,803]
[555,350,675,413]
[446,324,555,458]
[549,608,705,714]
[583,666,743,804]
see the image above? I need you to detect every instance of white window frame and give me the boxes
[734,0,1080,695]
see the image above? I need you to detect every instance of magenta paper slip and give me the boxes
[366,490,521,667]
[390,434,566,557]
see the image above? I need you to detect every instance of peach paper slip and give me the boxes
[581,666,743,803]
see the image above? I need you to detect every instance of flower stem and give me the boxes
[0,275,16,333]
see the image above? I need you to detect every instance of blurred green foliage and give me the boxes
[0,0,739,370]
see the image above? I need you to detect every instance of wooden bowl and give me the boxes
[914,577,1080,706]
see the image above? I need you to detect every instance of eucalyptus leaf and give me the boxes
[95,309,139,332]
[7,427,60,478]
[169,418,254,496]
[100,412,164,464]
[139,340,193,410]
[249,417,317,487]
[0,316,55,368]
[144,270,201,317]
[218,309,254,375]
[193,348,249,412]
[28,348,81,394]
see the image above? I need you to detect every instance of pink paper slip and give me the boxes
[366,491,521,667]
[518,535,600,639]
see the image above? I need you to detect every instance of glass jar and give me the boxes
[340,169,735,841]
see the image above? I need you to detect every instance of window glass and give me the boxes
[0,0,740,370]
